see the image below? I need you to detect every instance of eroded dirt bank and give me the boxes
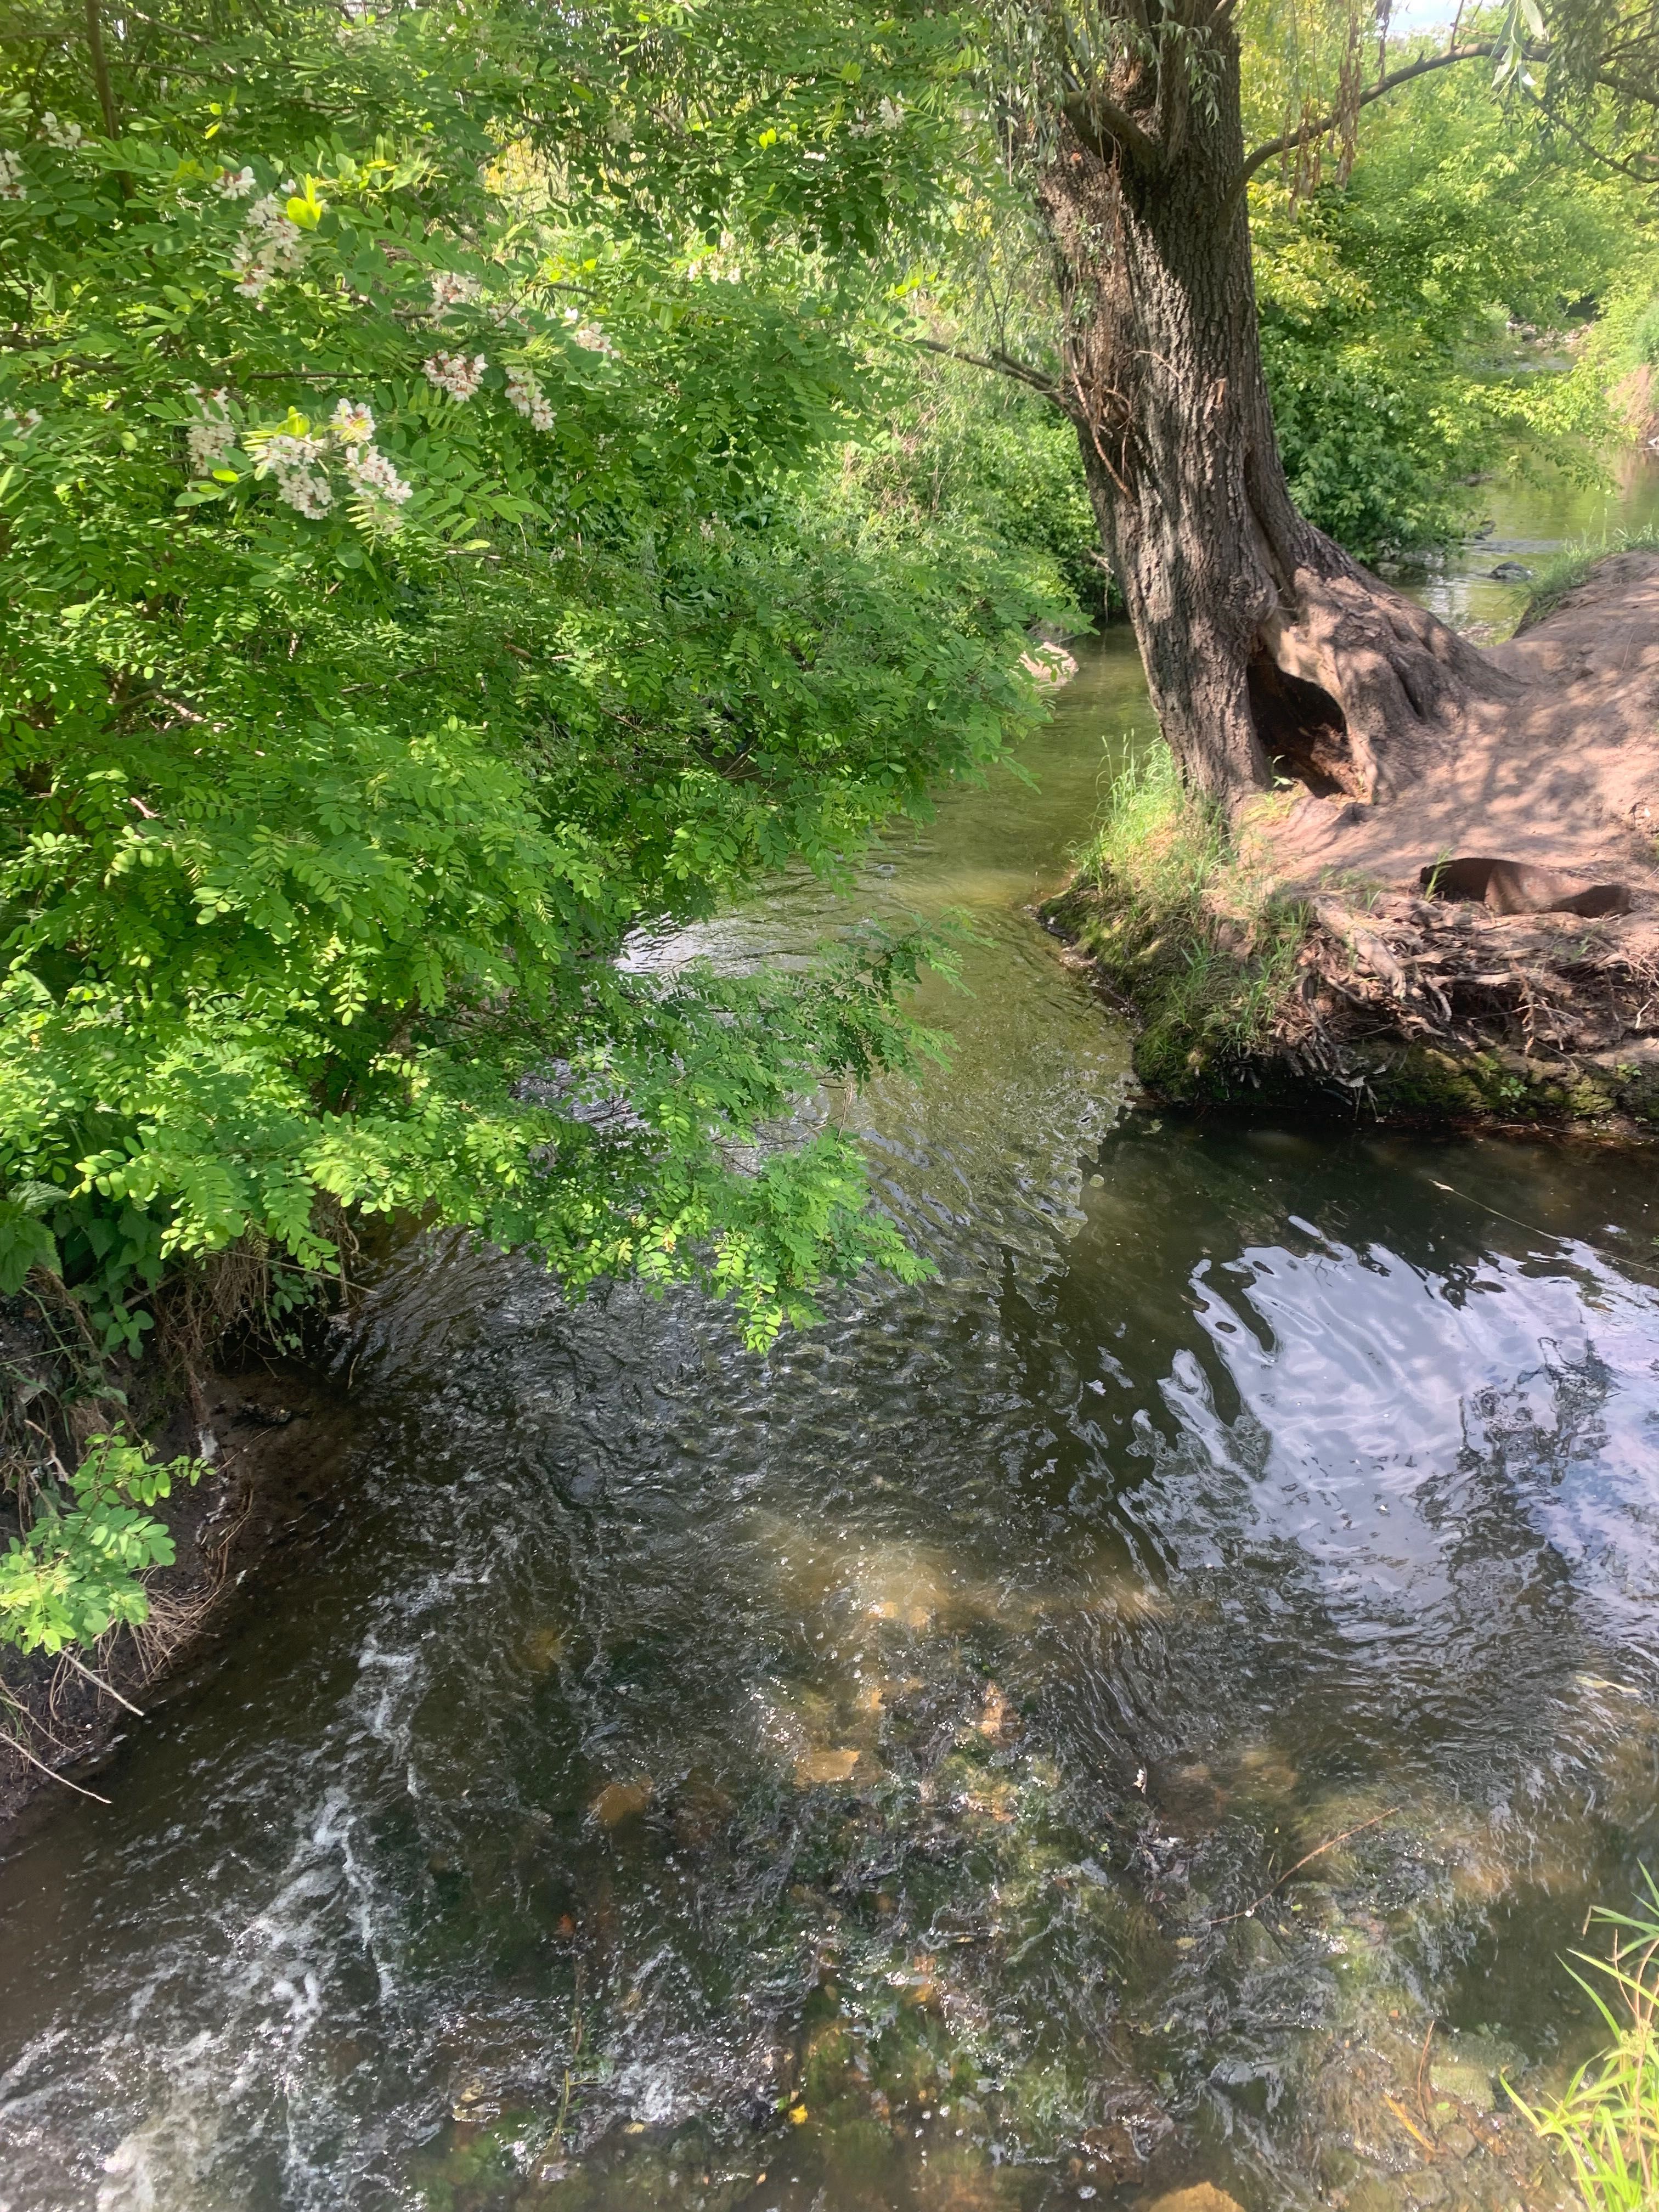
[1051,551,1659,1130]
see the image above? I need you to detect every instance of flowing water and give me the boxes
[4,473,1659,2212]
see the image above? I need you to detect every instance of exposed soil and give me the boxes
[1260,549,1659,900]
[0,1357,358,1836]
[1058,553,1659,1130]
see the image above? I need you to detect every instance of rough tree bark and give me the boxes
[1028,21,1512,809]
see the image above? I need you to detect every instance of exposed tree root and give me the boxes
[1047,552,1659,1133]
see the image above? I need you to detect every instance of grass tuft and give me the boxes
[1056,740,1308,1096]
[1517,526,1659,632]
[1509,1872,1659,2211]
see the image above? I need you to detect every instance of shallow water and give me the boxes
[1410,446,1659,637]
[3,477,1659,2212]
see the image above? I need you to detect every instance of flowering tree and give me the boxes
[0,0,1059,1361]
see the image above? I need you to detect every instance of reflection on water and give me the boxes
[1410,450,1659,637]
[2,499,1659,2212]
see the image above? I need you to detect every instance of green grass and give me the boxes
[1517,526,1659,631]
[1056,740,1308,1096]
[1510,1874,1659,2211]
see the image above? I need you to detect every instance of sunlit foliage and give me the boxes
[0,0,1063,1374]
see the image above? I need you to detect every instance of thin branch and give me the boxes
[1062,93,1163,176]
[113,5,217,43]
[1594,63,1659,112]
[912,335,1063,404]
[1240,43,1494,184]
[59,1647,144,1716]
[0,1723,113,1803]
[0,1677,72,1752]
[1523,84,1659,182]
[1210,1805,1400,1923]
[84,0,120,139]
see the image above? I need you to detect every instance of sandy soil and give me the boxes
[1261,548,1659,915]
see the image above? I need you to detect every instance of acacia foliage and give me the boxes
[0,0,1065,1362]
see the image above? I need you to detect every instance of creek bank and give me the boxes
[1046,552,1659,1131]
[0,1355,355,1835]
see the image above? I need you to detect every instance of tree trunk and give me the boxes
[1035,30,1508,810]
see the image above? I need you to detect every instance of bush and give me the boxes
[0,0,1063,1374]
[0,1433,202,1654]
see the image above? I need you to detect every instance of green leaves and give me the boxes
[0,1434,204,1655]
[0,0,1057,1359]
[1251,58,1647,559]
[0,1188,59,1294]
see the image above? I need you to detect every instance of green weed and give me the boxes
[1510,1873,1659,2211]
[1059,741,1308,1091]
[1517,528,1659,631]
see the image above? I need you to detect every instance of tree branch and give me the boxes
[1593,63,1659,115]
[84,0,120,139]
[1526,83,1659,182]
[1239,41,1494,184]
[912,335,1063,405]
[1062,92,1163,176]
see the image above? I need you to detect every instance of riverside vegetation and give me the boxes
[3,10,1659,2194]
[3,0,1655,1666]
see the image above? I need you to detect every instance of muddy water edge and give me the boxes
[2,489,1659,2212]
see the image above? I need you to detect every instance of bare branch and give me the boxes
[58,1648,144,1716]
[0,1721,112,1803]
[912,335,1063,405]
[1240,41,1495,184]
[1593,64,1659,116]
[84,0,120,139]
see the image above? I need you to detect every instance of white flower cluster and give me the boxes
[217,166,257,200]
[505,365,553,431]
[0,151,25,202]
[343,443,412,508]
[424,349,487,402]
[186,388,236,475]
[253,399,411,522]
[849,95,905,137]
[264,431,334,517]
[232,188,304,301]
[562,308,617,358]
[330,397,374,445]
[427,270,481,321]
[40,113,83,151]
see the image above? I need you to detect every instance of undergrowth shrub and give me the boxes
[0,1431,204,1656]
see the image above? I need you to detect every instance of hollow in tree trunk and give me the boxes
[1031,24,1511,811]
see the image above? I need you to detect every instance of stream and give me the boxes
[3,472,1659,2212]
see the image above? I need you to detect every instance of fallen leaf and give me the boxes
[591,1778,652,1826]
